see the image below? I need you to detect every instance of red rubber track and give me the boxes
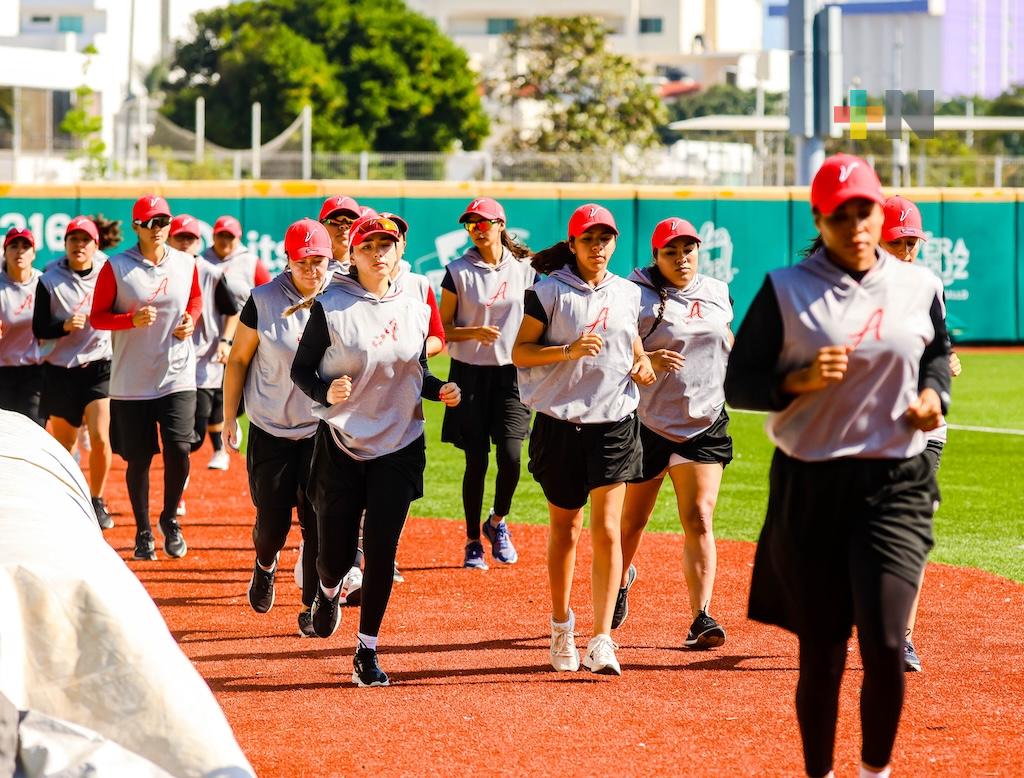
[92,457,1023,776]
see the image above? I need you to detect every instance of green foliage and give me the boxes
[492,16,668,153]
[149,146,236,180]
[161,0,488,152]
[59,48,106,179]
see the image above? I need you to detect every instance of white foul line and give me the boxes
[728,408,1024,437]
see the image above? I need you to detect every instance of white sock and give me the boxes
[860,766,891,778]
[257,558,276,573]
[321,582,340,599]
[358,632,378,651]
[552,609,574,631]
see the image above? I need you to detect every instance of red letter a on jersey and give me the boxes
[848,308,884,349]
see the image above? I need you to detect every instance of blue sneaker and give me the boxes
[463,540,489,570]
[481,512,519,565]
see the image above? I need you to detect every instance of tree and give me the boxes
[59,44,106,178]
[491,16,667,152]
[160,0,489,152]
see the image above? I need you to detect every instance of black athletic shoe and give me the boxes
[611,564,637,629]
[132,530,157,561]
[310,587,341,638]
[248,560,276,613]
[904,640,923,672]
[297,608,315,638]
[684,610,726,649]
[158,515,188,559]
[352,647,390,687]
[92,497,114,530]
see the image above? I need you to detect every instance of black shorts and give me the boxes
[247,422,315,514]
[196,387,225,426]
[0,364,45,426]
[110,390,198,460]
[441,361,531,452]
[634,408,733,482]
[528,411,643,511]
[748,448,938,641]
[41,360,111,427]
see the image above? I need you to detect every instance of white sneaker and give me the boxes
[207,449,230,471]
[340,565,363,606]
[550,612,580,672]
[294,539,304,589]
[582,634,621,676]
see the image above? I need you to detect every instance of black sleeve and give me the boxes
[419,346,445,400]
[724,277,793,411]
[919,294,952,414]
[523,289,548,325]
[215,279,243,317]
[290,302,333,407]
[440,268,457,294]
[32,283,68,340]
[238,296,258,329]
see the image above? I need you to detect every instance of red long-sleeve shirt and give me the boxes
[91,260,202,330]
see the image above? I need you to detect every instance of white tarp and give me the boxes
[0,410,254,778]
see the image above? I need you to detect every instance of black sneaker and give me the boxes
[248,559,276,613]
[310,586,341,638]
[297,608,315,638]
[611,564,637,629]
[352,647,390,687]
[684,610,726,649]
[904,640,923,672]
[158,515,188,559]
[92,497,114,530]
[133,530,157,561]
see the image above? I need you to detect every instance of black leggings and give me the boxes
[462,438,522,540]
[310,424,424,638]
[796,572,918,776]
[125,441,191,533]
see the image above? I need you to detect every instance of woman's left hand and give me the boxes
[439,382,461,407]
[173,313,194,340]
[906,388,943,431]
[630,354,656,386]
[949,351,962,378]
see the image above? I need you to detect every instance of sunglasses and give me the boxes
[464,219,501,233]
[321,216,355,229]
[134,216,172,229]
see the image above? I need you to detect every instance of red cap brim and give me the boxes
[571,220,619,238]
[817,188,885,217]
[882,226,928,241]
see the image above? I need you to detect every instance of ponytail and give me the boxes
[530,240,575,275]
[800,235,825,258]
[88,213,123,250]
[500,229,531,259]
[282,275,331,317]
[643,263,670,341]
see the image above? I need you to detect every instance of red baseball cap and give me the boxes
[810,154,884,216]
[651,217,700,250]
[64,216,99,243]
[378,212,409,235]
[213,215,242,238]
[284,219,332,260]
[319,195,361,222]
[357,206,379,220]
[3,227,34,249]
[459,197,506,224]
[882,196,928,242]
[349,215,402,247]
[568,203,619,238]
[169,214,201,238]
[132,194,171,222]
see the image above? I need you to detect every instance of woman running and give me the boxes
[512,203,655,676]
[0,228,44,426]
[879,194,961,673]
[382,212,445,359]
[291,215,461,686]
[90,195,202,561]
[615,217,733,649]
[725,155,950,778]
[32,217,115,529]
[440,197,535,570]
[224,219,331,637]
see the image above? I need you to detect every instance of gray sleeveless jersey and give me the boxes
[106,246,197,400]
[0,269,42,367]
[314,275,431,460]
[630,267,732,441]
[517,267,640,424]
[767,249,943,461]
[445,248,535,367]
[245,272,318,440]
[201,246,260,294]
[38,258,112,368]
[394,260,430,302]
[193,256,227,389]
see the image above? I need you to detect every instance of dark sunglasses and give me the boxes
[134,216,171,229]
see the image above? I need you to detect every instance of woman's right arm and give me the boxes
[724,277,793,411]
[32,283,69,340]
[439,284,496,345]
[223,297,260,447]
[290,302,334,406]
[511,290,602,368]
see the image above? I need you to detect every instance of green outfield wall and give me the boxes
[1,181,1020,341]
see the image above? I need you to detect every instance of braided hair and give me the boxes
[643,261,671,341]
